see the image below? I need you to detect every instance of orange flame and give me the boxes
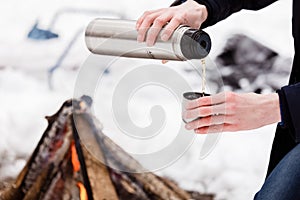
[71,141,89,200]
[77,182,88,200]
[71,141,80,173]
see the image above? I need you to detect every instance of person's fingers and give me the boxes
[184,96,212,110]
[161,17,181,41]
[137,12,163,43]
[136,11,152,30]
[194,124,234,134]
[185,115,234,130]
[182,104,227,119]
[162,60,169,64]
[136,9,164,30]
[146,15,172,46]
[185,92,228,110]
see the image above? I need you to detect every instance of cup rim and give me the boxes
[183,92,210,100]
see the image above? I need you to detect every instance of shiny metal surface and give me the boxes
[85,18,209,60]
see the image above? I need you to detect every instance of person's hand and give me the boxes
[136,0,208,46]
[182,92,281,134]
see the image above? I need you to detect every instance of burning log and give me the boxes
[0,97,214,200]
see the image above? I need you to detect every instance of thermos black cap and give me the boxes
[180,29,211,59]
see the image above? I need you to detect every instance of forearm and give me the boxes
[171,0,278,28]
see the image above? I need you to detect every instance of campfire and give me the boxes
[0,96,214,200]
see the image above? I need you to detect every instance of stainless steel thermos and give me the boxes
[85,18,211,60]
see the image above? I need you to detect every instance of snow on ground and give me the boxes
[0,0,294,199]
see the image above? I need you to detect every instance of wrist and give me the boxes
[199,4,208,22]
[264,93,281,124]
[276,89,287,127]
[190,0,208,22]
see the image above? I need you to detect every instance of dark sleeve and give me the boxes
[277,83,300,143]
[171,0,278,28]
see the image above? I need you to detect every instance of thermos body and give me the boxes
[85,18,211,60]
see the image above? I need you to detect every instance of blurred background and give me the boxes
[0,0,294,199]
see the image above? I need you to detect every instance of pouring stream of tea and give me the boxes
[201,59,206,94]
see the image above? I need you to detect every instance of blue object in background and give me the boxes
[27,8,125,89]
[27,21,59,40]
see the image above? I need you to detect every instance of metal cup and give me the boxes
[182,92,210,124]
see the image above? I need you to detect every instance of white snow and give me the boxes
[0,0,293,199]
